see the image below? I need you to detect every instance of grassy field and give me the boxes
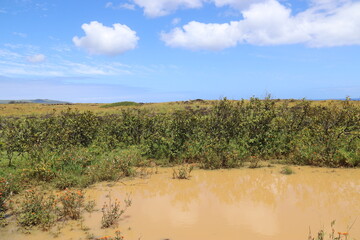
[1,99,359,117]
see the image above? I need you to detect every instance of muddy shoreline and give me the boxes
[1,165,359,240]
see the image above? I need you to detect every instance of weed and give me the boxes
[96,230,125,239]
[16,189,56,230]
[101,195,132,228]
[172,164,194,179]
[58,188,85,220]
[84,200,96,212]
[0,177,8,212]
[21,162,55,182]
[0,212,7,227]
[248,156,261,168]
[308,220,354,240]
[280,166,294,175]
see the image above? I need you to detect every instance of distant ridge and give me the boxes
[0,99,71,104]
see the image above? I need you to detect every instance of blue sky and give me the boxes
[0,0,359,103]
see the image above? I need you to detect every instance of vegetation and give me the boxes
[308,221,354,240]
[0,98,358,181]
[280,166,294,175]
[172,164,194,179]
[100,101,140,108]
[101,195,132,228]
[0,97,359,237]
[15,188,89,230]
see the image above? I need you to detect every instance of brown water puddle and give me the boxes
[1,165,360,240]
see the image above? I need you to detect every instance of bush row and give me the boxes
[1,98,359,169]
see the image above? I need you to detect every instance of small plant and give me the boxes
[0,177,8,212]
[58,188,85,220]
[101,195,131,228]
[248,156,261,168]
[21,162,55,182]
[84,200,96,213]
[172,164,194,179]
[16,189,57,229]
[0,211,7,227]
[308,220,353,240]
[96,230,125,240]
[280,166,294,175]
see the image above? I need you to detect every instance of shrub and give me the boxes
[248,155,261,168]
[172,164,194,179]
[57,189,85,220]
[0,177,9,227]
[21,162,55,182]
[0,178,8,212]
[17,189,56,229]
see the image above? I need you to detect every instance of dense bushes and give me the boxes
[0,98,359,173]
[0,98,359,225]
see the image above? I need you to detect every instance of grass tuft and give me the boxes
[280,166,294,175]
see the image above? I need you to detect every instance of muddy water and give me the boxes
[1,166,360,240]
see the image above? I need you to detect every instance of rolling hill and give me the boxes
[0,99,71,104]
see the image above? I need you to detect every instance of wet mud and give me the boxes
[1,165,359,240]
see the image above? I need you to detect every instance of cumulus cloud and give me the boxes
[73,21,139,56]
[161,0,360,50]
[130,0,267,17]
[26,54,46,63]
[161,21,242,50]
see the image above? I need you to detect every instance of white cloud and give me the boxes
[161,21,242,50]
[120,3,136,10]
[0,49,22,60]
[13,32,27,38]
[26,54,46,63]
[105,2,113,8]
[132,0,204,17]
[172,17,181,25]
[161,0,360,50]
[212,0,263,9]
[73,21,139,56]
[130,0,266,17]
[105,2,136,10]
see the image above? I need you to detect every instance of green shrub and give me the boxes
[17,190,56,229]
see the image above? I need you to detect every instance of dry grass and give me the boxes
[0,99,358,117]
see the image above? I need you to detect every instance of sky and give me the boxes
[0,0,359,103]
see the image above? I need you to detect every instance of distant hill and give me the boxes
[0,99,71,104]
[100,101,141,108]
